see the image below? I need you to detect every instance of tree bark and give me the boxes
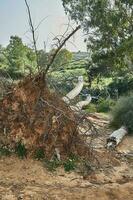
[71,95,92,112]
[62,76,84,104]
[107,126,127,149]
[76,95,92,109]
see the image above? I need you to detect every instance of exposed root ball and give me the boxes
[0,74,79,159]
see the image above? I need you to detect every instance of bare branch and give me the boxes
[34,16,49,31]
[24,0,39,71]
[44,25,81,76]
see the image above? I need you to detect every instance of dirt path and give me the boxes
[0,113,133,200]
[0,152,133,200]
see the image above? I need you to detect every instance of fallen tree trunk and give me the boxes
[62,76,92,112]
[76,95,92,110]
[107,126,128,149]
[62,76,84,104]
[71,95,92,112]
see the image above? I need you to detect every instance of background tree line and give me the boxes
[0,35,73,79]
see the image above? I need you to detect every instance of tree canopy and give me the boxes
[62,0,133,79]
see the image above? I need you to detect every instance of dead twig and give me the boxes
[24,0,39,70]
[44,25,81,75]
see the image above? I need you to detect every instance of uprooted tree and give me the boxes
[1,0,132,163]
[0,0,94,160]
[0,72,93,160]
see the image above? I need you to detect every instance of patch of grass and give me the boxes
[63,154,78,172]
[44,158,62,171]
[34,148,45,160]
[0,146,12,157]
[97,98,115,113]
[41,153,96,176]
[85,103,97,113]
[43,154,79,172]
[85,98,116,114]
[63,159,76,172]
[15,141,27,159]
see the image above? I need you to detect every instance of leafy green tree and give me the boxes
[6,36,26,76]
[62,0,133,82]
[5,36,37,78]
[50,48,73,71]
[37,49,49,69]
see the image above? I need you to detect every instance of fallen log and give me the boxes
[62,76,84,104]
[76,94,92,110]
[106,126,128,149]
[62,76,92,111]
[71,95,92,112]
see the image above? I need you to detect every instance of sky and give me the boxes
[0,0,86,52]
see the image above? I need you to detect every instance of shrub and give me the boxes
[97,98,115,113]
[34,148,45,160]
[85,103,97,113]
[63,158,77,172]
[44,158,61,171]
[43,154,78,172]
[63,154,78,172]
[0,146,11,157]
[15,141,27,159]
[110,95,133,134]
[108,78,133,97]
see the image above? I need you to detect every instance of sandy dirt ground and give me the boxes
[0,114,133,200]
[0,155,132,200]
